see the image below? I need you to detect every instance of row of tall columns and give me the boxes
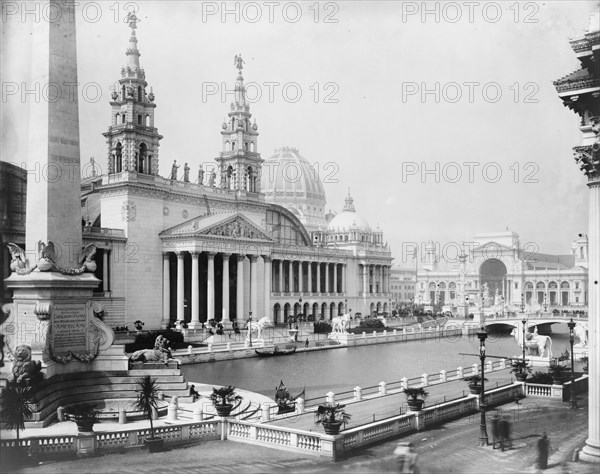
[273,260,346,294]
[163,251,271,326]
[360,264,392,294]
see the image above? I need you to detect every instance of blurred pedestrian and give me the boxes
[536,432,552,470]
[305,338,309,348]
[394,441,419,473]
[490,411,501,449]
[499,415,513,451]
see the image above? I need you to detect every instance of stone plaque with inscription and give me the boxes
[51,302,89,355]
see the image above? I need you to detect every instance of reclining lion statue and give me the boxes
[129,335,172,364]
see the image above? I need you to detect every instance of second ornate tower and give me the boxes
[215,55,263,192]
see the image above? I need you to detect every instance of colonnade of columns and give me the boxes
[360,263,391,295]
[271,260,347,295]
[162,251,270,327]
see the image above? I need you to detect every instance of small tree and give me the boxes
[2,382,34,443]
[135,375,159,439]
[209,385,241,407]
[314,402,351,426]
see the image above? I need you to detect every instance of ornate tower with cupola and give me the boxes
[103,12,162,175]
[216,55,262,192]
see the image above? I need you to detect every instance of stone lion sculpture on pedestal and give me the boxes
[129,335,173,364]
[11,344,43,386]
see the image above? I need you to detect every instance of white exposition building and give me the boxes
[79,18,392,330]
[415,231,589,313]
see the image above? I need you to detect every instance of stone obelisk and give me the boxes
[3,0,120,378]
[24,0,82,268]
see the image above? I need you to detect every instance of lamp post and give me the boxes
[521,317,527,365]
[298,297,303,322]
[567,318,577,409]
[0,334,4,368]
[544,292,548,313]
[520,293,525,313]
[477,328,489,446]
[248,311,253,348]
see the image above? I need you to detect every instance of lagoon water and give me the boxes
[182,324,573,401]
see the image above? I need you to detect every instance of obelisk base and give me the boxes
[2,271,126,379]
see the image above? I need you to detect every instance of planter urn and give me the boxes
[322,420,343,435]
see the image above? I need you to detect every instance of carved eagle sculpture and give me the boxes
[38,241,57,262]
[7,243,27,272]
[80,243,97,272]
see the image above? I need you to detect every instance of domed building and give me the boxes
[5,18,394,330]
[261,147,327,233]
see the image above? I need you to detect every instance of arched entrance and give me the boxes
[283,303,291,323]
[312,302,319,321]
[273,303,281,324]
[338,302,344,315]
[376,302,381,313]
[302,302,310,321]
[329,302,336,319]
[370,302,375,314]
[320,302,327,320]
[479,258,508,296]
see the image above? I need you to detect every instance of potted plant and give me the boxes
[581,356,589,373]
[135,375,164,452]
[548,363,570,385]
[314,402,351,435]
[209,385,242,417]
[64,403,100,432]
[403,387,429,411]
[509,359,532,382]
[1,382,34,463]
[463,375,488,395]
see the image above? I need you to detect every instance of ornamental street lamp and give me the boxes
[248,311,253,348]
[0,334,4,368]
[567,318,577,409]
[519,294,524,314]
[544,293,548,313]
[522,317,527,365]
[477,328,489,446]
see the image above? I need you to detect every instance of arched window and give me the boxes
[138,143,148,174]
[121,113,126,124]
[115,142,123,173]
[226,165,234,190]
[231,142,235,151]
[137,114,142,125]
[138,86,143,102]
[145,115,150,126]
[121,85,126,100]
[115,113,120,125]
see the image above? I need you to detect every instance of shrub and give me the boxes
[313,321,332,334]
[529,371,553,385]
[125,329,185,352]
[358,319,385,329]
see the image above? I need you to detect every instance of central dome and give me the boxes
[261,147,326,200]
[261,147,327,231]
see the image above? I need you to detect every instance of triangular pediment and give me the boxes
[160,212,273,242]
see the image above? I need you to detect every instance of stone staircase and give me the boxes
[3,362,192,428]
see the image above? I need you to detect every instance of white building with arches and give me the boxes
[415,231,588,315]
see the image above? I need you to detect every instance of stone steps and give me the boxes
[14,363,191,428]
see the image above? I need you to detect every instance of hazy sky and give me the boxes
[2,1,597,266]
